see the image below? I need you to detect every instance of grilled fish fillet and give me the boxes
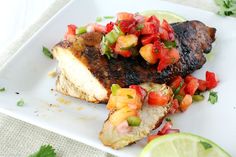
[52,20,216,103]
[99,83,173,149]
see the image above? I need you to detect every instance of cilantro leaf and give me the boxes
[136,24,144,31]
[103,16,115,19]
[215,0,236,16]
[28,145,56,157]
[199,141,213,150]
[208,91,218,104]
[164,41,177,49]
[17,99,24,107]
[165,117,172,122]
[42,46,53,59]
[0,87,5,92]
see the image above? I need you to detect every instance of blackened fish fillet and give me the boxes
[52,20,216,103]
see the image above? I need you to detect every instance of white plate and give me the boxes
[0,0,236,156]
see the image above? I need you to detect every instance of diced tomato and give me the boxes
[159,28,169,41]
[147,134,160,142]
[146,15,160,27]
[141,22,157,35]
[94,24,106,33]
[184,75,196,83]
[129,85,147,101]
[105,22,114,33]
[129,26,141,37]
[141,34,159,45]
[117,12,134,21]
[148,91,170,106]
[180,94,192,112]
[185,79,199,95]
[159,121,173,135]
[114,43,132,57]
[64,24,76,40]
[157,48,180,72]
[198,79,207,92]
[170,76,184,90]
[206,71,218,89]
[139,44,158,64]
[169,99,180,114]
[118,20,136,33]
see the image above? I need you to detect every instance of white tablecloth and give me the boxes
[0,0,217,156]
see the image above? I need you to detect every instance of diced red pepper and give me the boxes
[129,85,147,101]
[161,19,174,33]
[105,22,114,33]
[161,20,175,41]
[141,22,157,35]
[185,79,199,95]
[206,71,218,89]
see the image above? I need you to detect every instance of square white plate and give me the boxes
[0,0,236,156]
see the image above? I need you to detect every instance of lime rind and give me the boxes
[140,133,231,157]
[141,10,186,23]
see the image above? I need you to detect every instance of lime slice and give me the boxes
[140,133,231,157]
[141,10,186,23]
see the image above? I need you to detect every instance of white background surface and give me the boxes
[0,0,235,156]
[0,0,55,52]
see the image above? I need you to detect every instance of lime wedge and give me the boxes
[141,10,186,23]
[140,133,231,157]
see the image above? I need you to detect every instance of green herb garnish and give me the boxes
[104,16,115,19]
[111,84,121,95]
[174,95,183,103]
[17,99,24,107]
[174,81,184,95]
[165,117,172,122]
[136,24,144,31]
[127,94,133,99]
[215,0,236,16]
[28,145,56,157]
[208,91,218,104]
[96,16,102,22]
[164,41,177,49]
[42,46,53,59]
[0,87,5,92]
[199,141,213,150]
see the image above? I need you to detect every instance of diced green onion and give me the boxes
[42,46,53,59]
[174,95,183,103]
[174,81,184,95]
[103,16,115,19]
[76,26,87,35]
[164,41,177,49]
[111,84,121,95]
[127,116,141,126]
[192,94,204,102]
[105,25,123,44]
[96,16,102,22]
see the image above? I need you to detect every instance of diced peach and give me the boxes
[180,94,192,111]
[109,107,137,126]
[116,34,138,49]
[139,44,157,64]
